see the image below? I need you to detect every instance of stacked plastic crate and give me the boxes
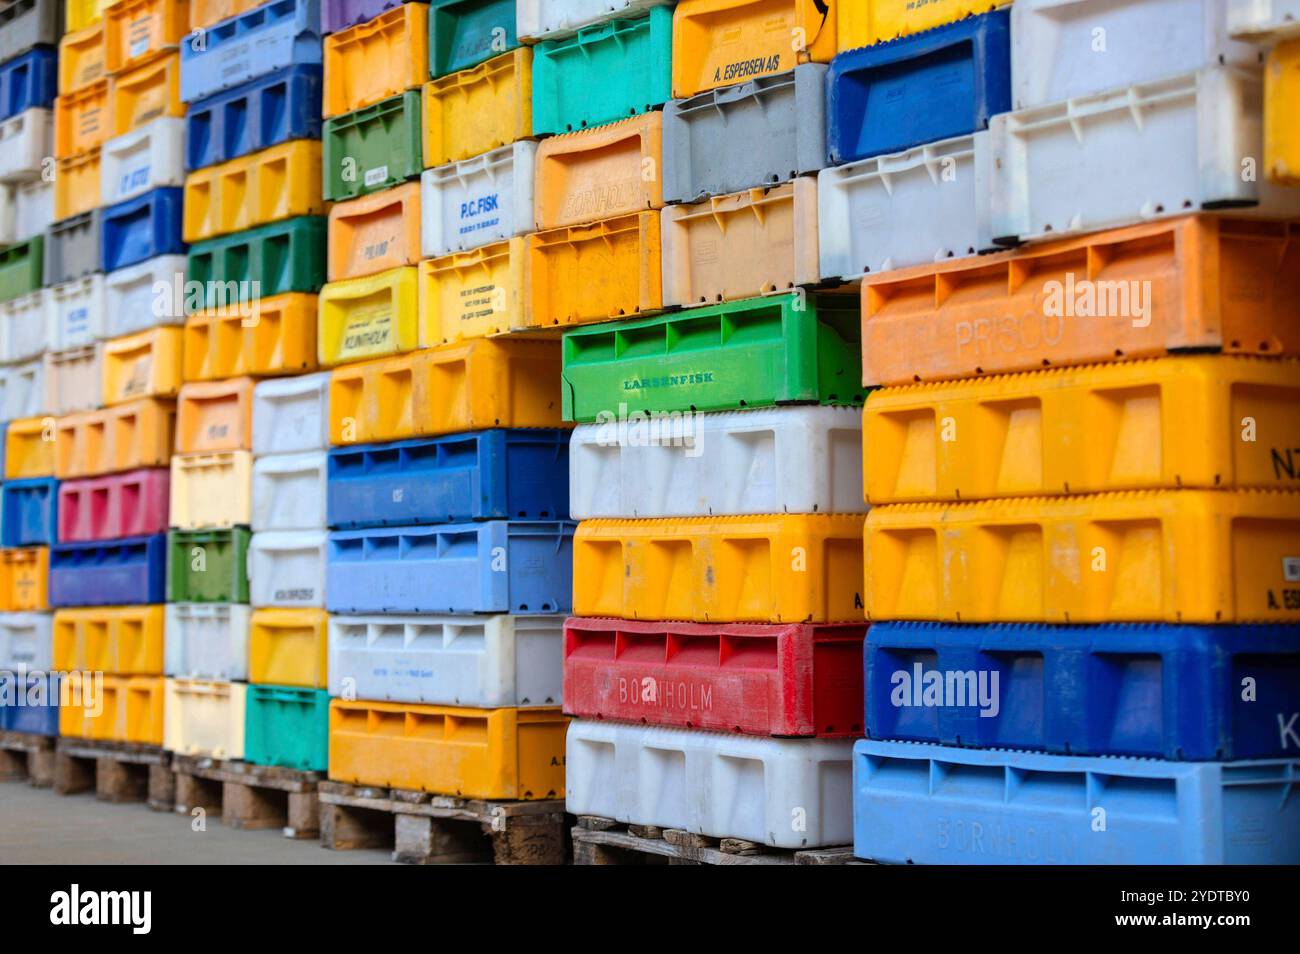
[163,0,325,768]
[319,0,573,834]
[0,0,60,753]
[831,0,1300,864]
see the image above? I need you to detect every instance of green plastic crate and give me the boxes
[323,91,423,202]
[167,527,251,603]
[244,685,330,771]
[429,0,517,79]
[561,292,866,422]
[0,236,44,304]
[532,7,672,134]
[186,217,327,309]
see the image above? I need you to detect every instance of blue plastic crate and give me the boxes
[101,188,187,272]
[0,47,57,121]
[327,429,570,529]
[0,672,59,736]
[853,740,1300,865]
[326,520,575,614]
[826,8,1011,164]
[184,64,324,171]
[180,0,323,104]
[49,533,168,607]
[0,477,58,547]
[866,622,1300,760]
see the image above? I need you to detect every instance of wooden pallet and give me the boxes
[0,731,56,787]
[55,738,174,810]
[572,817,859,865]
[318,780,570,865]
[171,756,323,839]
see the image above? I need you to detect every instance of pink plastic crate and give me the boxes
[57,468,172,542]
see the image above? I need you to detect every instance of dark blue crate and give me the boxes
[0,672,59,736]
[0,477,58,546]
[327,429,570,529]
[185,64,324,171]
[326,520,575,614]
[49,533,168,607]
[0,47,57,121]
[865,621,1300,760]
[826,8,1011,164]
[101,188,187,272]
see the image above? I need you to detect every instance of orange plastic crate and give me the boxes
[0,548,49,612]
[323,3,430,118]
[109,49,184,136]
[54,78,112,159]
[176,377,256,453]
[55,398,177,479]
[104,0,190,75]
[183,293,319,381]
[327,181,422,282]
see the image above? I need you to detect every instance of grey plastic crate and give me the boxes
[0,0,62,66]
[43,210,101,286]
[663,64,828,204]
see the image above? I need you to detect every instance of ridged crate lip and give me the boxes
[853,736,1300,770]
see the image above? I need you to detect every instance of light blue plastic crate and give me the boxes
[179,0,323,104]
[852,740,1300,865]
[325,520,575,614]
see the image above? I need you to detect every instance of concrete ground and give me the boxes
[0,782,393,864]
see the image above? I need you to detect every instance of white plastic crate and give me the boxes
[420,141,537,259]
[569,405,867,519]
[104,255,189,337]
[1012,0,1261,110]
[565,721,855,849]
[327,614,564,707]
[248,530,328,608]
[0,184,14,245]
[516,0,672,39]
[43,343,103,415]
[50,274,106,350]
[1228,0,1300,38]
[164,603,251,681]
[0,289,53,364]
[163,678,246,760]
[0,108,53,184]
[251,372,330,456]
[251,451,328,532]
[100,117,187,207]
[818,132,991,280]
[0,357,46,422]
[14,178,53,243]
[0,612,54,672]
[990,66,1300,244]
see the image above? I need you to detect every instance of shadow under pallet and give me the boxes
[54,738,174,810]
[571,817,859,866]
[0,730,55,787]
[171,756,323,840]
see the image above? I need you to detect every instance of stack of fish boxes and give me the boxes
[164,0,325,764]
[831,0,1300,864]
[321,0,572,804]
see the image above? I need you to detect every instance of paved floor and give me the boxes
[0,781,393,864]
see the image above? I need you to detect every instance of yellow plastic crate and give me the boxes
[323,2,429,118]
[182,140,325,242]
[839,0,1006,50]
[183,293,319,381]
[317,266,420,367]
[328,338,565,445]
[4,416,55,479]
[163,678,246,759]
[418,237,529,345]
[55,148,103,219]
[328,701,568,799]
[67,0,113,32]
[59,673,164,745]
[0,547,48,611]
[169,449,253,529]
[55,397,176,479]
[101,326,183,406]
[60,23,108,95]
[573,514,866,623]
[865,356,1300,503]
[422,47,532,168]
[52,605,166,676]
[1266,38,1300,184]
[104,0,190,75]
[248,608,328,689]
[108,50,183,136]
[54,78,111,159]
[865,489,1300,624]
[327,181,422,282]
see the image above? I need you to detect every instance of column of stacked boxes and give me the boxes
[548,1,868,852]
[824,0,1300,865]
[0,0,60,742]
[320,0,573,804]
[165,0,325,765]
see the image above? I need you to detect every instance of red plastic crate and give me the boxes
[56,468,172,542]
[562,618,867,738]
